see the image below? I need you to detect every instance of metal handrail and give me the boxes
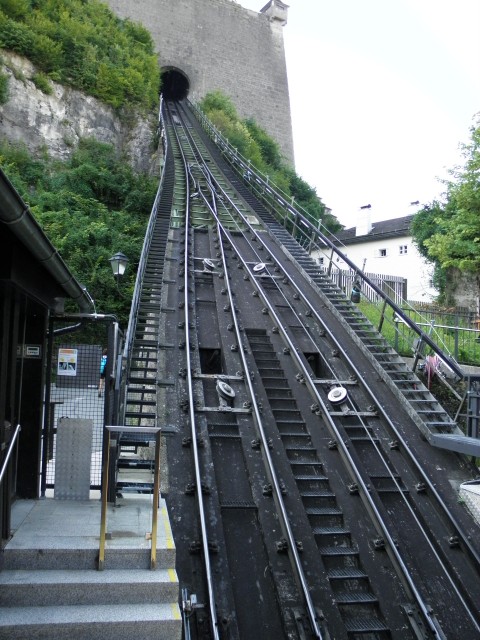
[98,425,161,571]
[0,424,21,486]
[188,100,465,380]
[123,96,168,369]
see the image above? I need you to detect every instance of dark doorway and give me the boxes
[161,68,190,100]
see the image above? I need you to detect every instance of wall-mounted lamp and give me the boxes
[109,252,129,280]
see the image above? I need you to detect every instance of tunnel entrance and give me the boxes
[161,68,190,100]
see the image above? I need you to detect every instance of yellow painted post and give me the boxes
[150,428,161,569]
[98,429,111,571]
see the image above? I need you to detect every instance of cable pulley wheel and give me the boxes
[216,380,235,399]
[203,258,216,271]
[327,386,348,405]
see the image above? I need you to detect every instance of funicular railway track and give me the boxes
[154,100,480,640]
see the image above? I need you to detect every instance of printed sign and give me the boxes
[57,348,78,376]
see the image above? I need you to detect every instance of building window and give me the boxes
[317,257,324,265]
[378,248,387,257]
[399,245,408,255]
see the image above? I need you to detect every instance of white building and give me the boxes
[314,214,437,303]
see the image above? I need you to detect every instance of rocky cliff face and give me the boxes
[0,52,159,174]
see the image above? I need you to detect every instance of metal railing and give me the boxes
[0,424,21,488]
[98,425,161,571]
[189,100,465,380]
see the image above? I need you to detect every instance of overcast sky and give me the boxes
[238,0,480,228]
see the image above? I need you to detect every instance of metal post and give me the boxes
[327,248,335,277]
[40,317,55,497]
[412,339,423,373]
[98,428,111,571]
[378,298,388,332]
[150,428,161,570]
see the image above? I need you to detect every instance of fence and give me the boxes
[359,301,480,367]
[41,317,123,495]
[322,264,406,306]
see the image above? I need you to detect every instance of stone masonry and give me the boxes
[105,0,295,164]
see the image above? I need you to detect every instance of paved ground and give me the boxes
[8,495,174,553]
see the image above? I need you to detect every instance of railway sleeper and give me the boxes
[257,367,287,379]
[343,615,390,635]
[369,474,408,494]
[272,408,305,421]
[279,436,313,451]
[313,527,352,548]
[265,388,294,400]
[276,418,307,429]
[286,447,319,462]
[296,477,331,493]
[261,377,291,389]
[268,397,299,410]
[303,497,339,515]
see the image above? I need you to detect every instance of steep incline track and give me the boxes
[126,100,480,640]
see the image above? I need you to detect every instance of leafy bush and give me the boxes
[0,138,157,326]
[32,70,52,94]
[0,0,160,111]
[0,69,8,102]
[199,91,342,233]
[411,117,480,301]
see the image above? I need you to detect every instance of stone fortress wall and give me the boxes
[105,0,295,164]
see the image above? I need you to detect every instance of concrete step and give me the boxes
[4,497,176,570]
[0,603,182,640]
[0,568,179,606]
[3,544,175,571]
[2,498,181,639]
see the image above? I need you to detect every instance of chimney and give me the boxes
[356,204,372,237]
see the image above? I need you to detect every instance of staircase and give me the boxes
[0,497,181,640]
[116,134,176,494]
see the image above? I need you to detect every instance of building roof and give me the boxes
[332,214,414,246]
[0,168,92,311]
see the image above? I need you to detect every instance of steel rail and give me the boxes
[174,102,325,639]
[201,179,324,640]
[186,158,450,637]
[194,139,480,576]
[188,99,465,381]
[203,160,480,633]
[221,222,447,637]
[175,100,480,635]
[166,102,220,640]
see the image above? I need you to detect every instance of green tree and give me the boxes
[0,0,29,21]
[0,138,157,327]
[411,117,480,299]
